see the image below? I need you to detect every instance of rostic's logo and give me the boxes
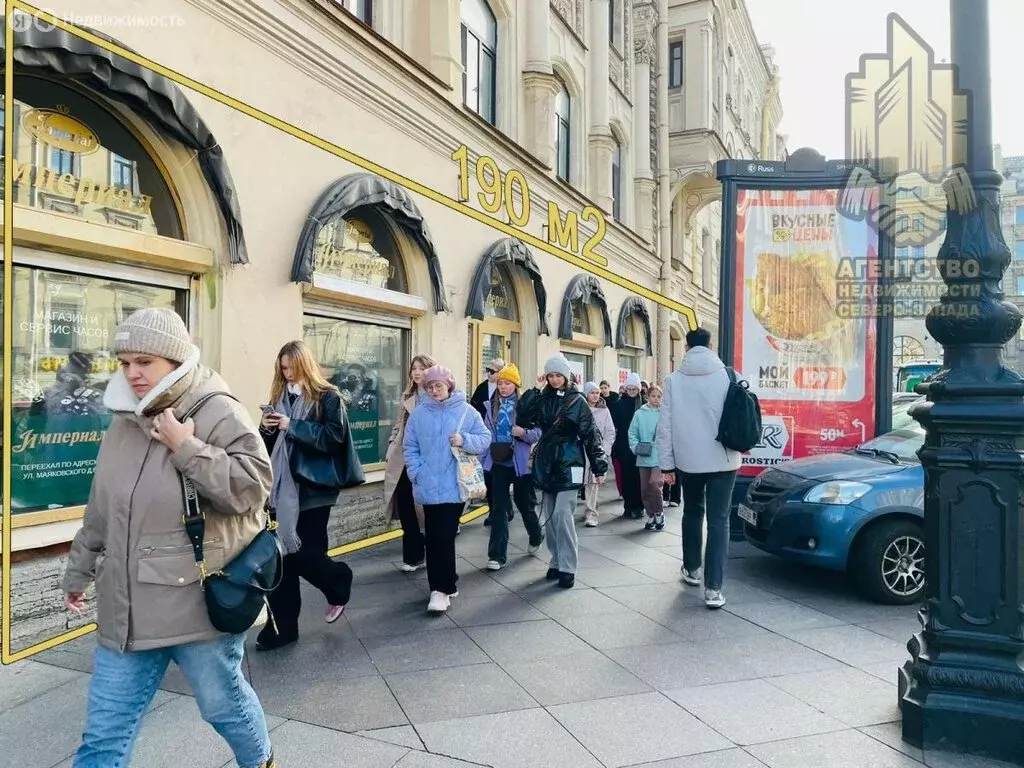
[839,13,974,248]
[744,416,793,468]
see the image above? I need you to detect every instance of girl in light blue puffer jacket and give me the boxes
[628,385,665,531]
[404,365,491,614]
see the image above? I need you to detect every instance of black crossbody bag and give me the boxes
[179,391,284,635]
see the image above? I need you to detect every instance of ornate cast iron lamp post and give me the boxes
[899,0,1024,762]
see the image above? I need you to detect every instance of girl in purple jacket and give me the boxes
[480,363,545,570]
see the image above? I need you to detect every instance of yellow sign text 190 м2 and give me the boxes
[451,144,608,266]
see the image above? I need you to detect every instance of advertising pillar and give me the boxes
[717,150,895,536]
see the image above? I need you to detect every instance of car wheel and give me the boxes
[853,519,926,605]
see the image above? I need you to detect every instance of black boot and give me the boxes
[255,626,297,652]
[557,572,575,589]
[545,567,560,580]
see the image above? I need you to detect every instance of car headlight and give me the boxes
[804,481,872,505]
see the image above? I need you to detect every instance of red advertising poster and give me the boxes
[734,188,879,477]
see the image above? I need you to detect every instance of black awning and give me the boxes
[2,16,248,264]
[558,274,612,344]
[291,172,449,312]
[616,296,654,356]
[465,238,550,335]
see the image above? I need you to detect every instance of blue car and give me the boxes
[740,408,925,605]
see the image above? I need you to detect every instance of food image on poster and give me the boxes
[751,252,846,342]
[734,188,879,475]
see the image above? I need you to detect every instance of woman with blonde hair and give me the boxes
[383,354,436,571]
[257,340,360,651]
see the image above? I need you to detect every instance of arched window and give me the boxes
[484,263,520,322]
[571,297,592,335]
[617,315,646,374]
[894,336,925,366]
[5,77,182,238]
[555,81,571,182]
[311,207,408,293]
[461,0,497,125]
[612,138,622,219]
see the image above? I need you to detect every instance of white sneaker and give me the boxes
[584,511,599,527]
[427,591,451,613]
[681,566,702,587]
[704,589,726,609]
[486,560,503,571]
[527,539,543,555]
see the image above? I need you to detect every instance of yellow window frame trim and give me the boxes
[0,204,213,274]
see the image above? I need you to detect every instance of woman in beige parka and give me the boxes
[62,308,276,768]
[383,353,435,570]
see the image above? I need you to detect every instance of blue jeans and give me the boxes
[680,470,738,591]
[73,634,271,768]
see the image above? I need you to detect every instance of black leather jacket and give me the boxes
[517,384,608,493]
[610,395,643,460]
[261,388,349,509]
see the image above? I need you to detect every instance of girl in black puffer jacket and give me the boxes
[517,354,608,589]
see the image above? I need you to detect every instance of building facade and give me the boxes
[659,0,785,362]
[1,0,784,647]
[3,0,783,555]
[998,150,1024,374]
[890,190,945,376]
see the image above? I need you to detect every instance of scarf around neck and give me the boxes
[268,387,313,555]
[495,395,515,443]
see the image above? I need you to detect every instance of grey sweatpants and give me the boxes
[542,489,579,574]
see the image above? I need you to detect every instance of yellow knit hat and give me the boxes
[496,362,522,388]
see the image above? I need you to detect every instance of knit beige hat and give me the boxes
[114,308,195,363]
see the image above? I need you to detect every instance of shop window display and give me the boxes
[1,77,182,238]
[563,350,593,385]
[617,314,645,376]
[302,314,408,467]
[311,207,408,293]
[6,266,182,515]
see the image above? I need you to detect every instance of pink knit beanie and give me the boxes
[422,365,457,393]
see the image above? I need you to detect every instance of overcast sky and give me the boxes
[745,0,1023,159]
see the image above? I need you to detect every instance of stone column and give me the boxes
[522,0,559,167]
[524,0,552,73]
[427,0,462,94]
[588,0,614,211]
[700,23,712,129]
[632,2,657,242]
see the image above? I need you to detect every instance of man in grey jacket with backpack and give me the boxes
[657,327,743,609]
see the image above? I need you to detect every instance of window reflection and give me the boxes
[2,77,182,238]
[571,298,592,335]
[312,206,408,293]
[8,266,182,514]
[461,0,497,124]
[302,315,409,466]
[555,82,571,181]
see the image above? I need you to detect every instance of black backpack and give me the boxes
[716,368,762,452]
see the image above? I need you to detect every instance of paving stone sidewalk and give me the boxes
[1,495,1017,768]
